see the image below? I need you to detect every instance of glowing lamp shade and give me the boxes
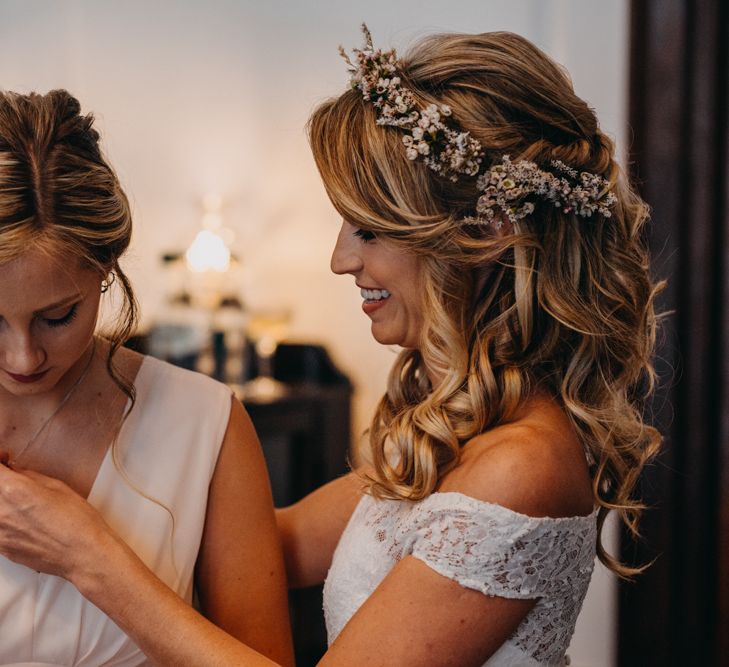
[185,229,231,273]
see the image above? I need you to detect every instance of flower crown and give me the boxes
[339,24,617,225]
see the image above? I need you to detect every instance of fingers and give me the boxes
[0,455,74,496]
[18,468,75,493]
[0,454,18,486]
[0,460,73,494]
[13,466,48,480]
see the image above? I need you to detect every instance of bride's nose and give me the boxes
[330,222,364,275]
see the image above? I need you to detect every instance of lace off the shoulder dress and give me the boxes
[323,492,597,667]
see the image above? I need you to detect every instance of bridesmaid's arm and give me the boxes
[194,398,295,666]
[0,398,356,665]
[0,397,295,666]
[0,462,283,666]
[78,531,284,666]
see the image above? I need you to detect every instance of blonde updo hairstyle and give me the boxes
[0,89,137,400]
[309,31,662,576]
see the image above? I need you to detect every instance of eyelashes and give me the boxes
[353,228,376,242]
[43,304,78,328]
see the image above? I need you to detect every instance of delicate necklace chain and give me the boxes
[9,338,97,467]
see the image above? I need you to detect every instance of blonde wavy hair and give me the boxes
[309,31,663,576]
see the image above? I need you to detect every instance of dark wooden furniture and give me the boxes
[243,343,352,506]
[243,343,352,666]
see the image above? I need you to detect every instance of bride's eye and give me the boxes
[353,228,376,242]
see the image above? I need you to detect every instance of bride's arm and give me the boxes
[276,470,363,588]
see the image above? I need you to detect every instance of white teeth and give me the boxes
[360,288,391,301]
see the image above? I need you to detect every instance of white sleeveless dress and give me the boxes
[324,492,597,667]
[0,356,232,667]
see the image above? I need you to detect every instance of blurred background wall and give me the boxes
[0,2,630,665]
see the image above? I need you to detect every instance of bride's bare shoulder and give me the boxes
[438,395,594,519]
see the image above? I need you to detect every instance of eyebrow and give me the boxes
[33,294,81,315]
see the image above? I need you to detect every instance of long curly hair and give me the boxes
[309,31,663,577]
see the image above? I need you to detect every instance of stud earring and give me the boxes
[101,273,116,293]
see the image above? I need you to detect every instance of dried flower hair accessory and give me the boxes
[473,156,618,227]
[340,24,617,224]
[339,24,484,182]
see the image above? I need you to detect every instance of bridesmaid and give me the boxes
[0,90,293,666]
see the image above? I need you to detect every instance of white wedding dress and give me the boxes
[324,491,597,666]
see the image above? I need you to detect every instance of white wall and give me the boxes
[0,2,627,664]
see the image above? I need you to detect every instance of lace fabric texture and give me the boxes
[323,492,597,666]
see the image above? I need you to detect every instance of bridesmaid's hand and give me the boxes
[0,459,114,582]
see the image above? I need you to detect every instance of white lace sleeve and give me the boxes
[401,492,597,600]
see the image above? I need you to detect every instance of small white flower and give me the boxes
[424,105,440,123]
[342,25,615,216]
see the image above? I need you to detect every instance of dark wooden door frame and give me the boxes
[620,2,729,665]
